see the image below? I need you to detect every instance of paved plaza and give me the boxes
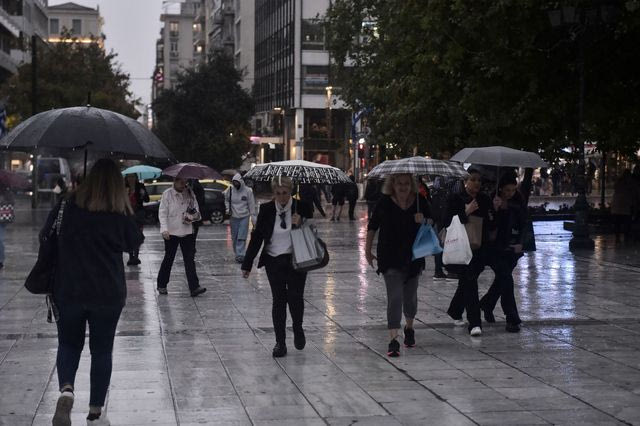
[1,202,640,425]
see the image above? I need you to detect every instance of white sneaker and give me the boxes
[470,326,482,337]
[87,414,110,425]
[52,391,74,426]
[453,319,466,327]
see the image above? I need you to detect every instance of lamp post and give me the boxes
[548,4,618,251]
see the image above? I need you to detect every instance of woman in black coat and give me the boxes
[444,168,497,337]
[125,174,149,265]
[241,176,313,358]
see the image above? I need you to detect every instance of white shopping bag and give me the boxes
[442,215,473,265]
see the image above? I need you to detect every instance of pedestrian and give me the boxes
[49,158,143,426]
[346,173,359,220]
[430,177,451,280]
[241,176,313,357]
[299,183,326,217]
[330,182,346,221]
[364,179,382,217]
[224,173,257,263]
[52,176,67,206]
[188,179,206,236]
[365,174,432,357]
[0,185,14,269]
[480,174,526,333]
[444,168,497,337]
[124,173,149,266]
[610,169,640,243]
[156,177,206,297]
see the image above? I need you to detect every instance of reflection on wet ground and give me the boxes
[1,205,640,425]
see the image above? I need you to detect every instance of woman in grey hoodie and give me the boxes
[225,173,257,262]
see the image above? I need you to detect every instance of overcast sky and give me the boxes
[49,0,170,107]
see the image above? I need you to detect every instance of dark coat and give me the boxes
[126,181,149,212]
[46,197,144,307]
[444,191,496,250]
[241,199,313,272]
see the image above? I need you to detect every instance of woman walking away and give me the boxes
[0,185,14,269]
[480,174,526,333]
[365,174,432,357]
[444,168,497,337]
[50,159,143,426]
[157,177,206,297]
[330,182,346,221]
[124,173,149,266]
[241,177,313,358]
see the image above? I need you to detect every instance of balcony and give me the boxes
[0,7,21,37]
[0,50,18,74]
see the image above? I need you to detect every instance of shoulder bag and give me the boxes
[290,220,329,272]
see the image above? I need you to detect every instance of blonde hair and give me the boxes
[74,158,133,215]
[381,174,418,196]
[270,176,294,192]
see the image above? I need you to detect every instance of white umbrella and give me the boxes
[450,146,548,168]
[244,160,350,184]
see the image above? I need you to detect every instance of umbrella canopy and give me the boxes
[162,162,223,180]
[367,157,468,179]
[121,165,162,180]
[450,146,548,168]
[243,160,350,184]
[0,169,29,189]
[0,106,174,161]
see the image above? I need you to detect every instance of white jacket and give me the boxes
[224,174,257,223]
[159,187,200,237]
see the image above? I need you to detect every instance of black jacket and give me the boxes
[444,191,496,250]
[45,197,144,307]
[126,181,149,212]
[241,199,313,272]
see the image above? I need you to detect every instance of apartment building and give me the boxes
[47,2,103,48]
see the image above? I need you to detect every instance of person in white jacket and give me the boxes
[156,177,206,297]
[224,173,257,263]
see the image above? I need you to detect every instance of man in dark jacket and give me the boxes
[346,174,359,220]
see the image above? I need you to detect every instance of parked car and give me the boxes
[143,186,228,225]
[145,181,173,202]
[200,179,231,192]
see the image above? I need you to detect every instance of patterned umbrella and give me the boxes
[162,162,222,180]
[367,157,468,179]
[243,160,350,184]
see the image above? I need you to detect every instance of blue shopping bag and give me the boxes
[412,223,443,260]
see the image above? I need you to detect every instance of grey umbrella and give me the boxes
[0,106,174,174]
[450,146,548,168]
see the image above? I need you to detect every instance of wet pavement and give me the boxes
[1,203,640,425]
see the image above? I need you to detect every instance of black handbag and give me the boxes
[25,201,66,295]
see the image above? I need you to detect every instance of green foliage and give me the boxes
[152,52,254,170]
[326,0,640,162]
[1,32,138,121]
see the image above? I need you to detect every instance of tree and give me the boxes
[152,52,254,170]
[326,0,640,162]
[1,32,138,122]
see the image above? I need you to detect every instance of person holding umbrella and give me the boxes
[156,177,206,297]
[444,168,498,337]
[124,173,149,266]
[365,173,432,357]
[241,176,313,358]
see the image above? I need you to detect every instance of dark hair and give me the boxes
[75,158,133,214]
[498,174,518,189]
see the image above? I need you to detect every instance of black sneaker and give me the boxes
[505,323,521,333]
[483,308,496,323]
[293,327,306,350]
[272,342,287,357]
[157,287,168,295]
[52,391,74,426]
[433,272,448,280]
[190,287,207,297]
[403,327,415,347]
[387,338,400,357]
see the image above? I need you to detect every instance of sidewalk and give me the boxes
[1,206,640,425]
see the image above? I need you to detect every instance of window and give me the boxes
[302,66,329,94]
[170,41,178,58]
[72,19,82,34]
[169,21,179,37]
[50,18,59,34]
[302,19,324,50]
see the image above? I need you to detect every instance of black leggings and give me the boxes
[447,252,486,331]
[481,251,522,325]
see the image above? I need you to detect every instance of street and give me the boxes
[1,203,640,425]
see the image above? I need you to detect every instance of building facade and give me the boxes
[1,0,48,84]
[47,2,103,48]
[253,0,350,168]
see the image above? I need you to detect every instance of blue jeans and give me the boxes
[0,223,5,263]
[55,303,122,406]
[230,216,250,258]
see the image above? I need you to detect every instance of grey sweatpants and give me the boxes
[383,268,420,329]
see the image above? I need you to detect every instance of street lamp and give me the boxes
[547,4,618,251]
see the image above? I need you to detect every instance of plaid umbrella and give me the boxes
[367,157,468,179]
[244,160,350,184]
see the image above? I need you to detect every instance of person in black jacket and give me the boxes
[188,179,206,238]
[480,174,526,333]
[444,168,497,337]
[241,176,313,358]
[125,173,150,265]
[49,159,143,426]
[330,182,346,221]
[365,173,432,357]
[364,178,382,217]
[299,183,326,217]
[346,173,359,220]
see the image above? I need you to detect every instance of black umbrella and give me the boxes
[0,106,174,175]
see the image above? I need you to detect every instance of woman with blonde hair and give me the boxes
[365,173,432,357]
[241,176,313,357]
[50,158,143,426]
